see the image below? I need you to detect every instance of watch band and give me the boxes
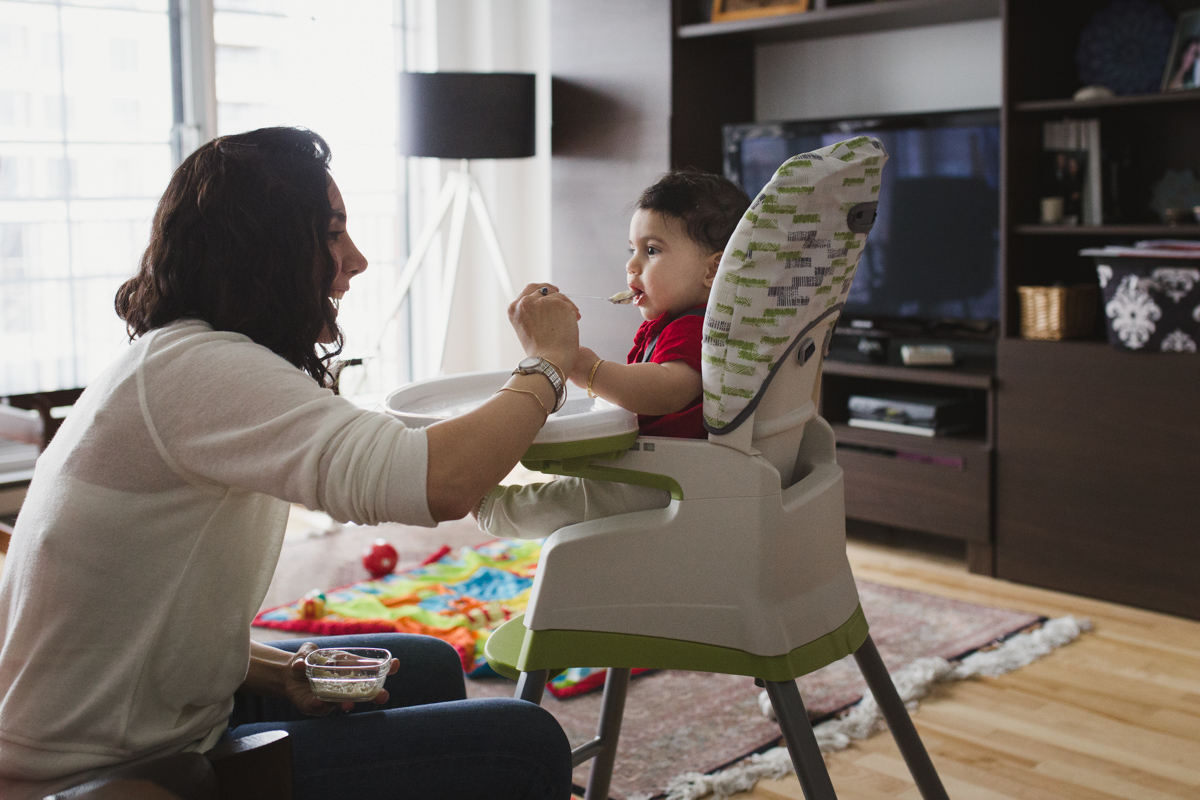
[513,357,566,413]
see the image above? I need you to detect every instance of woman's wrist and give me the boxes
[533,352,571,384]
[506,372,558,414]
[243,641,299,698]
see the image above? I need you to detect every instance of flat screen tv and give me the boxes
[723,108,1001,339]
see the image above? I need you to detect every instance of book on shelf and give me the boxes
[847,417,972,438]
[846,394,973,438]
[1043,118,1102,225]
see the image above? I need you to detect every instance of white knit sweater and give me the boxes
[0,320,431,789]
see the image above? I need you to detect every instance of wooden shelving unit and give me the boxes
[677,0,998,43]
[1013,86,1200,113]
[998,1,1200,618]
[551,0,1200,611]
[822,360,993,389]
[1015,223,1200,236]
[831,423,989,453]
[674,0,1007,573]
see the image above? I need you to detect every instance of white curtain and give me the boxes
[401,0,551,380]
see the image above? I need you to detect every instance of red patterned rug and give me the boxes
[253,522,1042,800]
[463,579,1041,799]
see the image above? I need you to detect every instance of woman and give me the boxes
[0,127,577,799]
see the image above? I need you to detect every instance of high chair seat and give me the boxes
[386,136,948,800]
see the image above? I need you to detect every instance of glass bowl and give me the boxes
[304,647,391,703]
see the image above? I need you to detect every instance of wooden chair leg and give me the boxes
[206,729,293,800]
[45,753,217,800]
[853,636,948,800]
[50,779,191,800]
[763,679,838,800]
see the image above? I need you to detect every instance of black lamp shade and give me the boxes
[398,72,536,159]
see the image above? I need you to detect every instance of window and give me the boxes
[0,0,173,396]
[213,0,410,394]
[1,0,411,397]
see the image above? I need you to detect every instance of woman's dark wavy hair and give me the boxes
[635,168,750,253]
[116,126,341,387]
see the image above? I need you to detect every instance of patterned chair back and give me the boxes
[701,137,888,483]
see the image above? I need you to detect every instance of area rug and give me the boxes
[254,535,1071,800]
[462,580,1053,799]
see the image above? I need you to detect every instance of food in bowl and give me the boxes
[304,647,391,702]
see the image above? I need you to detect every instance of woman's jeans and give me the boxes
[227,633,573,800]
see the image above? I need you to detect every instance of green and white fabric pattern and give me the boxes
[702,136,888,433]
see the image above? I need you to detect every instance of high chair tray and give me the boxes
[385,370,639,460]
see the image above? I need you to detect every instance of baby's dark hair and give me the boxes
[635,169,750,253]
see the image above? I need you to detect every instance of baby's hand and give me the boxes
[569,346,600,386]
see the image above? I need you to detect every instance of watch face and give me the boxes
[518,357,542,371]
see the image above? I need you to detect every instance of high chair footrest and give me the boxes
[484,608,869,683]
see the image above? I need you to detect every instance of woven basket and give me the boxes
[1017,284,1100,340]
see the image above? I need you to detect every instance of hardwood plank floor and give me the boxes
[715,535,1200,800]
[6,517,1197,800]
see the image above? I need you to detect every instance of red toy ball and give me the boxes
[362,538,398,578]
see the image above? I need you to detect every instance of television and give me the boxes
[723,108,1001,339]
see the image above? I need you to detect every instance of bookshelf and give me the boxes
[549,0,1200,615]
[677,0,999,42]
[998,1,1200,618]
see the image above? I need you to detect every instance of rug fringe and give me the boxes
[655,615,1091,800]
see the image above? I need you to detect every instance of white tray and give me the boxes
[384,370,638,445]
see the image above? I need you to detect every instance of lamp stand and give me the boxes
[375,159,516,373]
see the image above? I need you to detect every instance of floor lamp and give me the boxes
[376,71,536,374]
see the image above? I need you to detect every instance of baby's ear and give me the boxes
[703,251,722,288]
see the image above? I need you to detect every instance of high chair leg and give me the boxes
[582,667,630,800]
[515,669,548,704]
[853,636,949,800]
[763,679,838,800]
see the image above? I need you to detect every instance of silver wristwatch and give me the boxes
[513,356,566,413]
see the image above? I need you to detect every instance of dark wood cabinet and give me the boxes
[819,354,996,572]
[997,0,1200,619]
[995,339,1200,618]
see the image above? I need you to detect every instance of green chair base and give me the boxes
[484,605,869,684]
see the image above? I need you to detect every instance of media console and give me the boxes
[821,339,996,574]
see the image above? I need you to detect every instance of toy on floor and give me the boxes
[361,538,398,578]
[300,589,326,620]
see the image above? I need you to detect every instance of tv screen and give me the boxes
[723,109,1001,336]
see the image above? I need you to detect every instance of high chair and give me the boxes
[386,137,947,800]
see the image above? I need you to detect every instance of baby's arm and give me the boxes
[570,346,701,416]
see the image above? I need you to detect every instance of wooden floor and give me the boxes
[718,534,1200,800]
[5,526,1198,800]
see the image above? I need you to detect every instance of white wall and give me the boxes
[548,1,674,365]
[755,18,1001,122]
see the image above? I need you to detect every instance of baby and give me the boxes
[476,169,749,538]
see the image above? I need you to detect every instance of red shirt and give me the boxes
[626,305,706,439]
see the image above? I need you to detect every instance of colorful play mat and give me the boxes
[253,538,645,698]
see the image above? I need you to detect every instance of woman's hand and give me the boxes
[240,640,399,716]
[425,284,582,521]
[509,283,580,373]
[284,642,400,716]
